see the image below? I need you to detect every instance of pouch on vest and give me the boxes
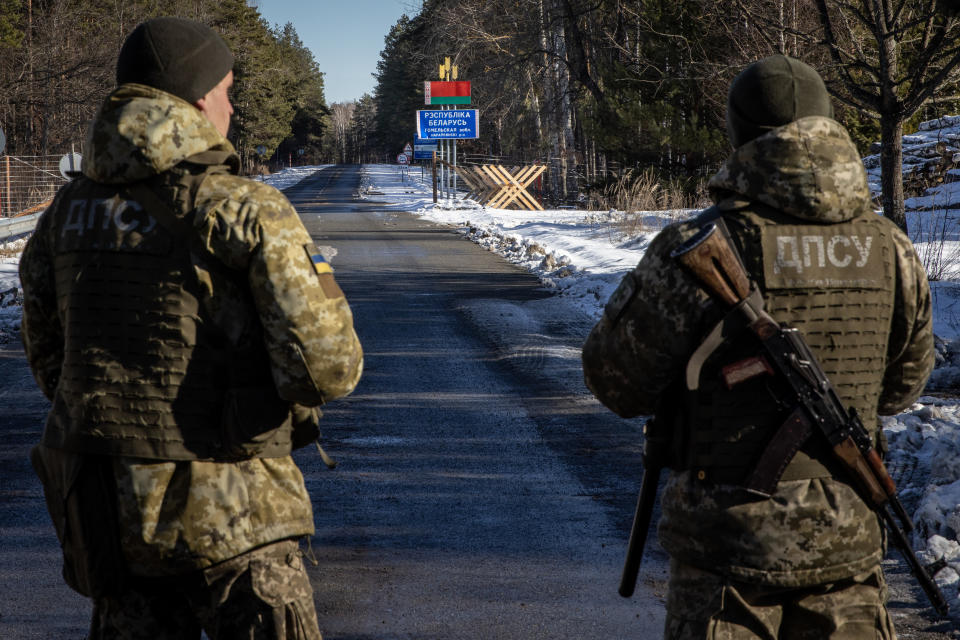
[291,403,321,449]
[29,444,125,598]
[220,388,295,459]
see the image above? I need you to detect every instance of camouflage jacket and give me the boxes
[20,84,363,572]
[583,117,933,587]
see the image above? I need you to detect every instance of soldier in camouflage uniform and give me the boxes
[19,17,362,640]
[583,55,933,639]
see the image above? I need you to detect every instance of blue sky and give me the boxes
[254,0,421,104]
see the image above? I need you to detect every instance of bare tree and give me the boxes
[328,102,356,164]
[811,0,960,231]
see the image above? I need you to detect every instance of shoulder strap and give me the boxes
[124,182,193,237]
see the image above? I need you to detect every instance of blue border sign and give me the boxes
[414,138,438,160]
[417,110,479,139]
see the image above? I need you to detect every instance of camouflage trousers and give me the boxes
[664,559,897,640]
[88,539,322,640]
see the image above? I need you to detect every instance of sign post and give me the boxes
[432,151,438,203]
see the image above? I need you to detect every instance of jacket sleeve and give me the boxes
[878,230,934,415]
[197,180,363,406]
[18,208,63,400]
[582,223,710,418]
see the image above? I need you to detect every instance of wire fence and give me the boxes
[0,151,688,217]
[0,155,70,218]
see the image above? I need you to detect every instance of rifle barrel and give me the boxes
[619,465,661,598]
[880,505,950,616]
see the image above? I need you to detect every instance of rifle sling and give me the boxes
[125,182,194,237]
[685,288,764,391]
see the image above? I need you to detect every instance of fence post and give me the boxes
[432,151,438,204]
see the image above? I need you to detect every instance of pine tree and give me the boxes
[214,0,294,172]
[274,22,329,166]
[372,15,429,159]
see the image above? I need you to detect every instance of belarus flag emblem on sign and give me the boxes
[424,81,471,105]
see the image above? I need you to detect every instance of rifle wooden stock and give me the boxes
[671,223,750,306]
[833,437,888,506]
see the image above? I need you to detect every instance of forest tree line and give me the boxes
[1,0,329,173]
[5,1,960,228]
[340,0,960,229]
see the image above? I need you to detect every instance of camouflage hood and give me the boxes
[708,116,872,223]
[83,83,238,184]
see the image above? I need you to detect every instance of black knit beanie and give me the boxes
[726,55,833,148]
[116,17,234,103]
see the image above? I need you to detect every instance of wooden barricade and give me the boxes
[449,164,496,203]
[482,164,545,210]
[442,161,545,210]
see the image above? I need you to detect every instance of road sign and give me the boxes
[403,142,413,159]
[256,145,267,157]
[414,138,438,160]
[397,153,409,164]
[424,81,471,105]
[59,152,82,179]
[417,109,479,139]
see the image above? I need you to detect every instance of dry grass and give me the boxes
[0,237,28,258]
[589,168,710,238]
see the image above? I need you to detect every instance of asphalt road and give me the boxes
[0,165,953,638]
[287,165,663,638]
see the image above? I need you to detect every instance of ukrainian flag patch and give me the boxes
[304,243,334,275]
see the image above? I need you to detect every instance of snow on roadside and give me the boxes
[253,164,330,190]
[0,237,29,338]
[358,163,693,319]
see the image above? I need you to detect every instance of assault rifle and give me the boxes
[638,220,947,616]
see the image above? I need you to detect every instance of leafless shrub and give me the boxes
[590,168,711,238]
[0,237,28,258]
[911,209,960,282]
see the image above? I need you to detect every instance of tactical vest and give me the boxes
[681,204,896,485]
[41,167,309,461]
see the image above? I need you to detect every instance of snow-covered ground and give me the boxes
[360,148,960,617]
